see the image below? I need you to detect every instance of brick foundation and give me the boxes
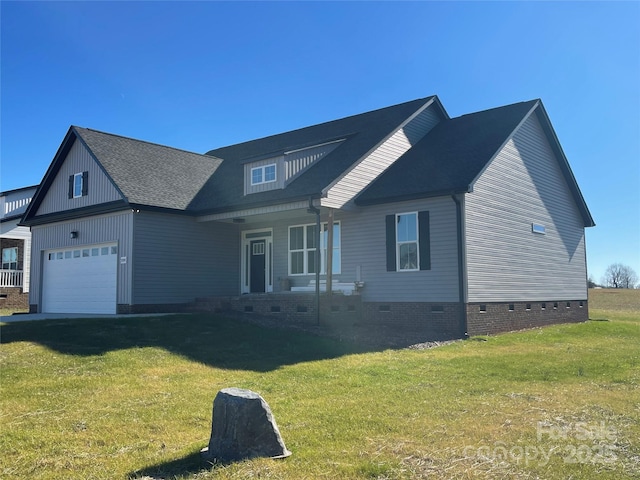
[0,287,29,311]
[360,302,463,341]
[466,300,588,336]
[117,303,192,314]
[26,296,588,347]
[192,293,362,325]
[191,294,463,347]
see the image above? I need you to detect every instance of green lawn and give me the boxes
[1,290,638,479]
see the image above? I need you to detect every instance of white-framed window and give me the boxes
[69,171,88,198]
[2,247,18,270]
[396,212,419,271]
[73,172,84,198]
[288,222,341,275]
[251,164,277,185]
[252,242,265,255]
[386,210,430,272]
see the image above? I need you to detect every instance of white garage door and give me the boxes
[42,244,118,314]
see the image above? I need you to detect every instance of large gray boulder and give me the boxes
[201,388,291,462]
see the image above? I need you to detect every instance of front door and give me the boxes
[250,240,266,293]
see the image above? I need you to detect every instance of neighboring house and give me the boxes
[1,185,37,310]
[21,96,594,342]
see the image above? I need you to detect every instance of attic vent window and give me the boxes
[251,164,276,185]
[532,223,546,234]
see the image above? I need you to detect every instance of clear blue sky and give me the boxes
[1,1,638,284]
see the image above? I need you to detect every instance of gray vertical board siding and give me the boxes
[132,212,239,304]
[244,157,285,195]
[284,140,343,184]
[323,104,442,209]
[465,113,588,302]
[341,198,460,302]
[36,140,122,215]
[28,211,133,309]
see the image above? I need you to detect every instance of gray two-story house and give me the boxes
[21,96,594,342]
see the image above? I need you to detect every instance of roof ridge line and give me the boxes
[207,96,436,154]
[452,99,540,120]
[72,126,218,158]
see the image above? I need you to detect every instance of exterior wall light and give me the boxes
[70,231,78,239]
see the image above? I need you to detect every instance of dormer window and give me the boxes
[243,138,345,195]
[251,164,277,186]
[68,171,88,199]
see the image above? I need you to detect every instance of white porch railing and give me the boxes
[0,269,23,288]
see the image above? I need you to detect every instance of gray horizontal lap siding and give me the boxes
[465,113,587,302]
[29,211,133,308]
[239,215,343,291]
[36,140,122,215]
[132,212,239,304]
[323,104,442,209]
[235,198,459,302]
[343,198,460,303]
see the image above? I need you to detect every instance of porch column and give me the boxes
[326,209,334,300]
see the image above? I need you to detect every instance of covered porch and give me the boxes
[198,199,354,297]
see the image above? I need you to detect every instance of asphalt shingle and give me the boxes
[74,127,223,211]
[355,100,539,205]
[188,97,436,212]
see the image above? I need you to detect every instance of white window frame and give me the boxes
[250,163,277,186]
[288,222,341,276]
[240,229,273,294]
[2,247,18,270]
[396,212,419,272]
[73,172,84,198]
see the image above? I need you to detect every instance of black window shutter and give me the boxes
[68,175,74,199]
[418,210,431,270]
[385,214,396,272]
[81,171,89,196]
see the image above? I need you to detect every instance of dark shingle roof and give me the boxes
[74,127,223,211]
[23,96,594,229]
[355,100,539,205]
[187,97,437,212]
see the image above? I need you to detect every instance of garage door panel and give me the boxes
[42,243,117,314]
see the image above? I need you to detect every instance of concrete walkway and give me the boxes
[1,312,178,323]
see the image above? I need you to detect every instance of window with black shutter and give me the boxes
[385,211,430,272]
[69,171,89,198]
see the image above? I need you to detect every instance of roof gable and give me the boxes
[23,127,224,224]
[356,100,539,205]
[356,99,594,228]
